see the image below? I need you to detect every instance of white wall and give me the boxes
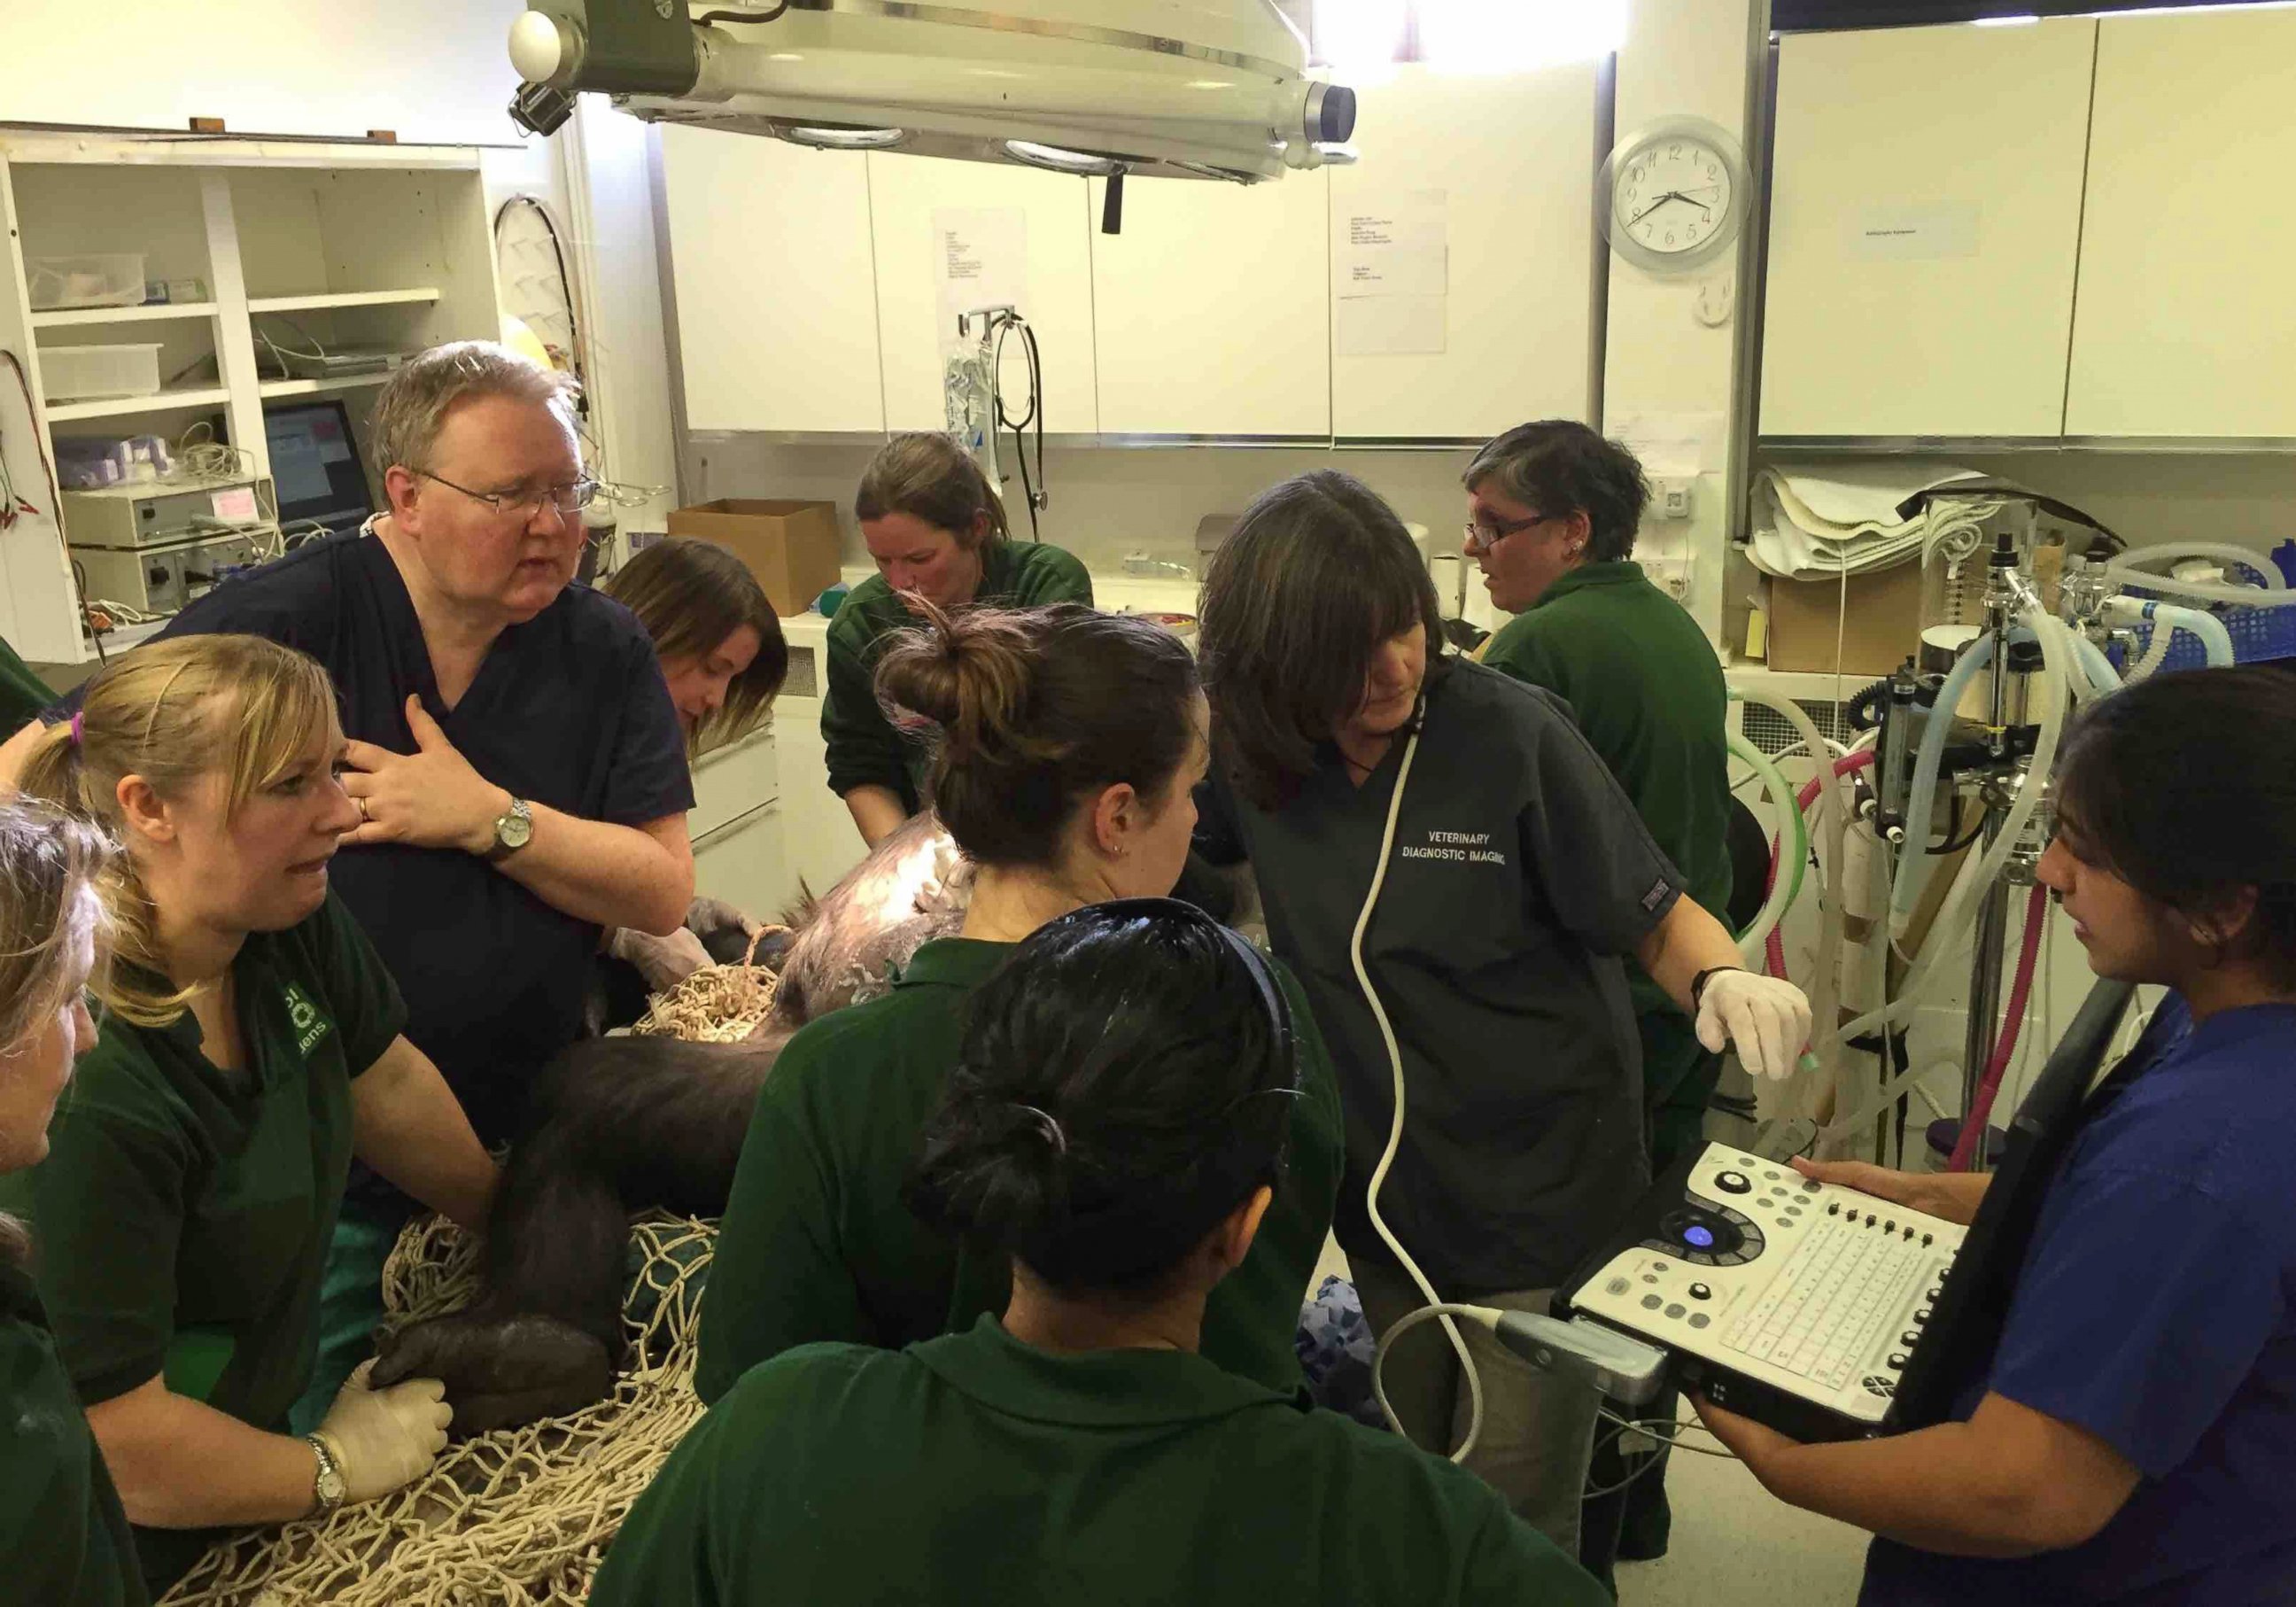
[1604,0,1760,645]
[0,3,526,145]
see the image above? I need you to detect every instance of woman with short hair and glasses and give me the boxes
[0,340,695,1425]
[1462,419,1737,1566]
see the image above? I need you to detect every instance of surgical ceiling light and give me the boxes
[781,123,908,148]
[508,0,1357,192]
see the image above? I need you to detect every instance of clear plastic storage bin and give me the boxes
[25,253,147,312]
[42,345,163,403]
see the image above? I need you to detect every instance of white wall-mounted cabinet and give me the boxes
[1759,19,2096,439]
[1330,64,1599,439]
[0,136,499,665]
[866,154,1101,436]
[2066,10,2296,438]
[660,127,886,435]
[1088,169,1333,439]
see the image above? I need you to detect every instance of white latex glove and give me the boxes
[607,923,715,992]
[1694,969,1813,1083]
[685,895,764,944]
[316,1361,453,1503]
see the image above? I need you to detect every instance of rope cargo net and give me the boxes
[160,963,777,1605]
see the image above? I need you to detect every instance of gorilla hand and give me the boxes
[372,1311,615,1436]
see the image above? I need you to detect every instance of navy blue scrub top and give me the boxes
[1196,660,1685,1294]
[1862,995,2296,1606]
[52,531,694,1145]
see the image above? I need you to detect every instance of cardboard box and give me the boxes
[1764,563,1926,677]
[666,499,844,617]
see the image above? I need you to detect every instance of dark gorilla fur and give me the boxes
[370,814,1244,1434]
[370,813,972,1432]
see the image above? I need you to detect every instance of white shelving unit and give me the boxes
[249,288,441,314]
[32,302,221,329]
[0,133,501,664]
[44,386,235,423]
[257,374,397,401]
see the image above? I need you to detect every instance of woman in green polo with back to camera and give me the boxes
[699,601,1342,1404]
[822,431,1092,851]
[600,901,1609,1607]
[4,634,498,1597]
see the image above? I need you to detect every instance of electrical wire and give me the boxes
[1354,718,1486,1465]
[1583,1411,1738,1500]
[493,193,587,401]
[695,1,790,20]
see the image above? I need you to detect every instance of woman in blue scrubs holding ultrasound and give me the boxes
[1700,665,2296,1604]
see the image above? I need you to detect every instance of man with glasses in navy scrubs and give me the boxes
[4,341,695,1417]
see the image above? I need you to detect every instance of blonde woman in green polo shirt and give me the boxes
[5,635,499,1598]
[698,602,1344,1403]
[598,902,1607,1607]
[0,799,147,1606]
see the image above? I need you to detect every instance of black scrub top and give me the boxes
[1197,660,1685,1294]
[50,531,694,1145]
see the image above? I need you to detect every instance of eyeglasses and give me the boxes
[417,469,601,522]
[1462,510,1551,555]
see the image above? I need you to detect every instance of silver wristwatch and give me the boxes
[485,796,534,863]
[306,1432,348,1514]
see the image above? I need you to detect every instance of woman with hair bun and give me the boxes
[697,602,1342,1404]
[824,431,1092,852]
[599,901,1606,1607]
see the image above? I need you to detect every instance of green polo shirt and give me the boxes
[0,1262,149,1607]
[695,935,1345,1404]
[0,891,406,1594]
[821,540,1094,810]
[600,1316,1607,1607]
[1479,563,1733,1005]
[0,634,54,738]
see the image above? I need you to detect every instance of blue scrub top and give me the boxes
[1863,995,2296,1606]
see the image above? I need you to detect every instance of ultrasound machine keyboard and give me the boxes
[1561,1143,1968,1436]
[1724,1210,1935,1392]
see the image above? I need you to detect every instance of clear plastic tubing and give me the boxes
[1890,631,1997,934]
[2142,602,2235,668]
[1825,607,2070,1076]
[1730,728,1807,963]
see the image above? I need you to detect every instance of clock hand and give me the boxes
[1627,192,1685,227]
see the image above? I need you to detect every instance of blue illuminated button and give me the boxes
[1682,1224,1716,1249]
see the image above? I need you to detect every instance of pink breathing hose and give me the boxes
[1948,881,2051,1173]
[1762,749,1875,979]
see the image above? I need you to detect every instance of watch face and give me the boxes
[1614,135,1733,260]
[500,811,534,850]
[317,1466,346,1502]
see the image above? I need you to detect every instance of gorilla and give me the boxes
[371,813,973,1431]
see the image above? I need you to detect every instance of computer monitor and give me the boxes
[264,399,376,539]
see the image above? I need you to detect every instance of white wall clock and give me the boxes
[1600,115,1749,275]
